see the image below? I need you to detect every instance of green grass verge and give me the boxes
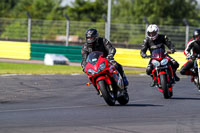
[124,69,145,75]
[0,62,145,75]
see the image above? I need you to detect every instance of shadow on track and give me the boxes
[171,97,200,100]
[115,104,163,107]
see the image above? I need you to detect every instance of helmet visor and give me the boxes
[86,37,96,44]
[87,37,95,41]
[148,31,157,37]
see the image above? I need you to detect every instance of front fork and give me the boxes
[152,67,173,92]
[152,66,173,83]
[95,75,113,96]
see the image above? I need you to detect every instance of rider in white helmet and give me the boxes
[146,24,159,40]
[141,24,180,87]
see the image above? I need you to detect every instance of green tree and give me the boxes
[132,0,198,25]
[11,0,56,19]
[0,0,19,18]
[112,0,135,23]
[65,0,107,22]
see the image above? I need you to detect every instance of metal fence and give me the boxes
[0,18,199,50]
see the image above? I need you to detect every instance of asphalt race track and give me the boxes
[0,74,200,133]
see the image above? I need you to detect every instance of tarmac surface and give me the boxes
[1,58,200,133]
[0,73,199,133]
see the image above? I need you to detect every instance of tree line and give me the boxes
[0,0,199,49]
[0,0,200,26]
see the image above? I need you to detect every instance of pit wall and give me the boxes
[0,41,31,60]
[114,48,187,69]
[0,41,187,69]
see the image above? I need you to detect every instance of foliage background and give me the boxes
[0,0,200,49]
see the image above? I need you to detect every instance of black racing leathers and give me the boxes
[180,39,200,76]
[81,37,116,68]
[140,34,179,76]
[81,37,127,86]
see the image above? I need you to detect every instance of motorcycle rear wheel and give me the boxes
[98,80,116,106]
[160,74,172,99]
[117,91,129,105]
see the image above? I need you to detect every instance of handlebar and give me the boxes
[166,50,173,54]
[145,51,172,59]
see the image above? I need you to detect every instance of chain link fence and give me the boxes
[0,18,199,50]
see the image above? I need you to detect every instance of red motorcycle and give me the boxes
[84,51,129,106]
[147,48,174,99]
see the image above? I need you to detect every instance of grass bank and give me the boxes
[0,62,145,75]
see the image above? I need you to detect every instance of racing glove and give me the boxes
[106,54,114,61]
[107,54,117,66]
[82,65,86,73]
[170,49,175,54]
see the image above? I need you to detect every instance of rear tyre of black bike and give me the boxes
[117,91,129,105]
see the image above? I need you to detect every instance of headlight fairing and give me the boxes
[152,59,160,67]
[87,68,96,75]
[161,58,168,66]
[99,62,105,71]
[87,62,106,75]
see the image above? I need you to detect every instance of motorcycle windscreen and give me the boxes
[86,51,104,65]
[151,48,165,59]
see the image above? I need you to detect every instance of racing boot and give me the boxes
[174,73,180,81]
[118,87,128,98]
[123,74,129,87]
[172,69,180,82]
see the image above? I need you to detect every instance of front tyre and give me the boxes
[160,74,171,99]
[98,80,116,106]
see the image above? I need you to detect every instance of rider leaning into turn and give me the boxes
[81,28,129,92]
[180,29,200,81]
[140,24,180,87]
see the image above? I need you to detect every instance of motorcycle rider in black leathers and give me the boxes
[81,28,129,94]
[140,24,180,87]
[180,29,200,81]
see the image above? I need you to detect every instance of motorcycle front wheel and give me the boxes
[160,74,172,99]
[98,80,116,106]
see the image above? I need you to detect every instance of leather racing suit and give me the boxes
[81,37,129,87]
[180,38,200,78]
[140,34,179,81]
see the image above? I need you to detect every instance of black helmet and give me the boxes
[85,28,98,44]
[193,29,200,41]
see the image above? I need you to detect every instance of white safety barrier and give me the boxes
[44,54,70,65]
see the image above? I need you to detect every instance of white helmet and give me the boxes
[147,24,159,40]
